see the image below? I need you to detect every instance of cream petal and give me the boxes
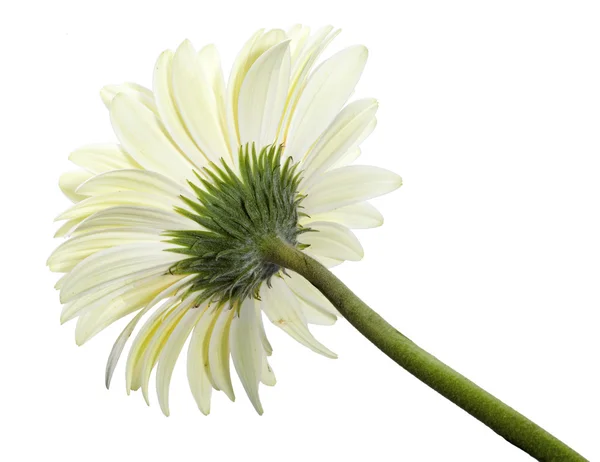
[285,45,368,162]
[278,26,340,144]
[256,302,273,356]
[187,303,218,415]
[105,275,193,389]
[302,165,402,214]
[286,24,310,65]
[59,242,179,303]
[260,278,336,358]
[127,295,181,393]
[59,170,94,203]
[285,273,339,317]
[299,221,364,262]
[260,356,276,386]
[171,40,230,163]
[302,201,383,229]
[73,206,193,235]
[238,40,291,148]
[301,98,378,187]
[153,50,208,168]
[230,298,264,414]
[207,306,236,401]
[110,92,195,183]
[74,273,180,346]
[55,191,179,222]
[54,217,85,238]
[48,228,162,272]
[75,169,190,199]
[157,303,206,416]
[198,44,230,160]
[226,29,287,153]
[69,144,141,174]
[138,300,191,404]
[100,82,156,113]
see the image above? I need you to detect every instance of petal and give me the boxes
[238,40,291,148]
[171,40,230,163]
[75,169,190,199]
[59,170,94,203]
[207,306,236,401]
[301,98,378,187]
[48,228,163,273]
[55,191,179,222]
[299,221,364,262]
[73,206,194,235]
[157,303,206,416]
[285,273,339,317]
[285,45,368,162]
[58,242,180,303]
[110,92,194,183]
[230,299,264,414]
[302,201,383,229]
[100,82,156,113]
[302,165,402,214]
[187,304,218,415]
[69,144,141,174]
[105,275,193,389]
[260,278,336,358]
[278,26,340,144]
[74,273,181,345]
[153,50,208,168]
[226,29,287,153]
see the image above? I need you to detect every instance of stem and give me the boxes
[262,238,587,462]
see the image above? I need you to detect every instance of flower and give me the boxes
[50,25,402,415]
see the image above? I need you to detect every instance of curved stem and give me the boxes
[262,238,587,462]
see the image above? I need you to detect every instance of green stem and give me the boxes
[262,238,587,462]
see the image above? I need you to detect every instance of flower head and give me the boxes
[50,25,402,415]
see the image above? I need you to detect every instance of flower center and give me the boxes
[165,144,310,306]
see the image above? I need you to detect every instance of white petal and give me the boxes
[230,299,264,414]
[187,304,217,415]
[256,303,273,356]
[285,45,368,162]
[302,165,402,214]
[110,92,194,183]
[74,273,181,346]
[153,50,208,168]
[100,82,156,113]
[138,299,192,404]
[207,306,235,401]
[59,170,94,203]
[301,98,378,187]
[55,191,179,222]
[302,202,383,229]
[171,40,230,163]
[48,228,162,272]
[69,144,141,174]
[197,44,230,159]
[157,303,206,416]
[226,29,287,153]
[105,274,193,389]
[299,221,364,262]
[261,356,276,386]
[73,206,194,235]
[75,169,190,199]
[285,273,339,316]
[59,242,180,303]
[238,40,291,148]
[331,118,377,169]
[278,26,340,144]
[260,278,336,358]
[54,218,85,238]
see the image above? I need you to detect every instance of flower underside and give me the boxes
[166,144,311,306]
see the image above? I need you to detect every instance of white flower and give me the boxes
[50,25,402,415]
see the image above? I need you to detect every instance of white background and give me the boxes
[1,1,598,461]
